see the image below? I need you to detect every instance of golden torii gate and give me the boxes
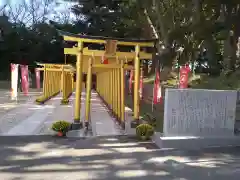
[36,63,75,101]
[60,30,155,129]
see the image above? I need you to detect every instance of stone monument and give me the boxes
[152,89,240,149]
[163,89,237,137]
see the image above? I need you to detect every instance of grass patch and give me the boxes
[143,75,155,84]
[125,95,164,133]
[191,73,240,90]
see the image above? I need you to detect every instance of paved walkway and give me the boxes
[0,94,61,135]
[0,89,41,117]
[90,92,123,136]
[0,90,42,135]
[0,90,122,136]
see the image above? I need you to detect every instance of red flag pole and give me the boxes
[129,70,134,94]
[151,67,157,112]
[152,67,162,112]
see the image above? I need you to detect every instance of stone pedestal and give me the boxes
[124,107,136,135]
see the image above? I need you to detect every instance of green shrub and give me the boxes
[61,98,69,105]
[52,120,71,133]
[136,124,154,140]
[143,113,157,128]
[35,96,47,103]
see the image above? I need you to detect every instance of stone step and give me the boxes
[152,133,240,150]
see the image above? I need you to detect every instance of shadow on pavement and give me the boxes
[0,135,240,180]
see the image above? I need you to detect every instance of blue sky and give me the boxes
[0,0,21,6]
[0,0,78,24]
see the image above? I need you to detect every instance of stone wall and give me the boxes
[163,89,237,137]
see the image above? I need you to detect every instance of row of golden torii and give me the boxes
[38,30,155,128]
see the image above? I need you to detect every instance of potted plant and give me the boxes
[35,96,46,104]
[51,120,71,137]
[136,123,154,141]
[61,98,69,105]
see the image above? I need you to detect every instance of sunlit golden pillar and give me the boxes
[104,72,107,100]
[46,69,49,97]
[111,70,114,110]
[101,73,104,96]
[49,71,53,96]
[115,69,117,115]
[103,72,105,99]
[52,71,55,93]
[108,71,111,104]
[56,72,59,93]
[99,73,102,95]
[85,57,93,127]
[106,71,109,104]
[102,72,104,97]
[48,71,51,95]
[66,73,69,97]
[43,66,46,96]
[74,41,84,127]
[117,68,121,119]
[110,70,113,109]
[71,73,74,91]
[99,73,101,95]
[96,74,98,92]
[62,66,66,99]
[56,72,61,91]
[120,60,125,123]
[133,44,140,124]
[102,73,104,98]
[105,72,107,101]
[108,71,110,105]
[112,69,116,114]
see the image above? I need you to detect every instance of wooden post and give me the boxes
[120,60,125,124]
[133,44,140,125]
[85,57,93,127]
[74,41,84,127]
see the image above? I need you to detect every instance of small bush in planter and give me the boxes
[35,96,47,104]
[52,120,71,136]
[136,123,154,141]
[143,113,157,128]
[61,98,69,105]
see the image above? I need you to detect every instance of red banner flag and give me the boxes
[129,70,134,94]
[35,68,40,90]
[139,69,143,99]
[11,63,19,100]
[153,70,162,104]
[20,65,29,96]
[179,65,190,89]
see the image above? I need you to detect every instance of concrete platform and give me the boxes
[152,132,240,150]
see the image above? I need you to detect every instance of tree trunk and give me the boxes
[223,30,237,72]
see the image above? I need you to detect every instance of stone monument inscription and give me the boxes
[163,89,237,137]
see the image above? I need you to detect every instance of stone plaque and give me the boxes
[163,89,237,137]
